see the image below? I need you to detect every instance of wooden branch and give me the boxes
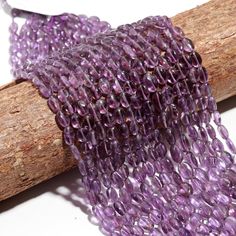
[0,0,236,201]
[172,0,236,102]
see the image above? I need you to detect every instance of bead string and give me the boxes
[8,7,236,236]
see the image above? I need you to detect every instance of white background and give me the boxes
[0,1,235,236]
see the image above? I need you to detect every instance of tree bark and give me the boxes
[0,0,236,201]
[172,0,236,102]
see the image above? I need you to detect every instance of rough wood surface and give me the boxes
[172,0,236,101]
[0,0,236,201]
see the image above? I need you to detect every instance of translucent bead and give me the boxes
[198,127,208,141]
[129,121,138,136]
[113,201,126,216]
[180,135,191,151]
[141,201,153,214]
[206,124,216,140]
[92,206,105,220]
[226,138,236,154]
[179,163,193,179]
[170,145,183,163]
[78,160,87,176]
[185,152,198,167]
[120,225,132,236]
[192,140,205,155]
[91,179,101,194]
[96,99,107,114]
[99,78,111,94]
[131,226,144,236]
[178,228,193,236]
[120,93,130,108]
[120,123,129,138]
[208,96,217,111]
[216,192,230,205]
[39,84,52,98]
[130,95,142,110]
[77,127,88,143]
[150,229,162,236]
[131,192,144,203]
[182,38,194,53]
[164,128,176,145]
[197,204,212,217]
[104,206,116,218]
[217,125,229,139]
[63,126,75,145]
[161,158,174,173]
[213,111,221,125]
[144,161,155,177]
[155,142,167,157]
[58,89,68,103]
[102,219,117,233]
[149,209,162,224]
[139,216,154,230]
[112,171,124,188]
[213,204,228,219]
[212,138,224,152]
[133,165,146,183]
[187,125,198,141]
[202,191,217,206]
[188,213,202,230]
[112,80,122,94]
[144,73,156,92]
[47,96,60,113]
[76,100,88,117]
[102,173,111,188]
[197,224,210,235]
[140,181,153,196]
[224,217,236,235]
[179,182,193,197]
[152,175,164,189]
[106,187,118,201]
[55,111,70,128]
[190,194,203,208]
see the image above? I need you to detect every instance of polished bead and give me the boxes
[47,96,60,113]
[99,78,111,94]
[144,73,156,92]
[226,138,236,154]
[113,201,126,216]
[218,125,229,139]
[55,111,70,128]
[139,216,154,230]
[107,95,119,109]
[106,187,118,201]
[91,179,101,193]
[224,217,236,235]
[112,171,124,188]
[63,126,75,145]
[170,145,183,163]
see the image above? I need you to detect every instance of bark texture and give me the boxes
[0,0,236,201]
[172,0,236,101]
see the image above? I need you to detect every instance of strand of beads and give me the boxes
[9,10,110,74]
[14,15,236,236]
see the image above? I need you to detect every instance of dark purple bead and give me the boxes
[113,201,126,216]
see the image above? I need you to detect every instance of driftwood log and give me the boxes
[0,0,236,201]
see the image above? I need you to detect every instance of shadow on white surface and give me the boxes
[0,168,79,212]
[218,95,236,113]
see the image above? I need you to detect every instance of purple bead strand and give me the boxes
[10,12,236,236]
